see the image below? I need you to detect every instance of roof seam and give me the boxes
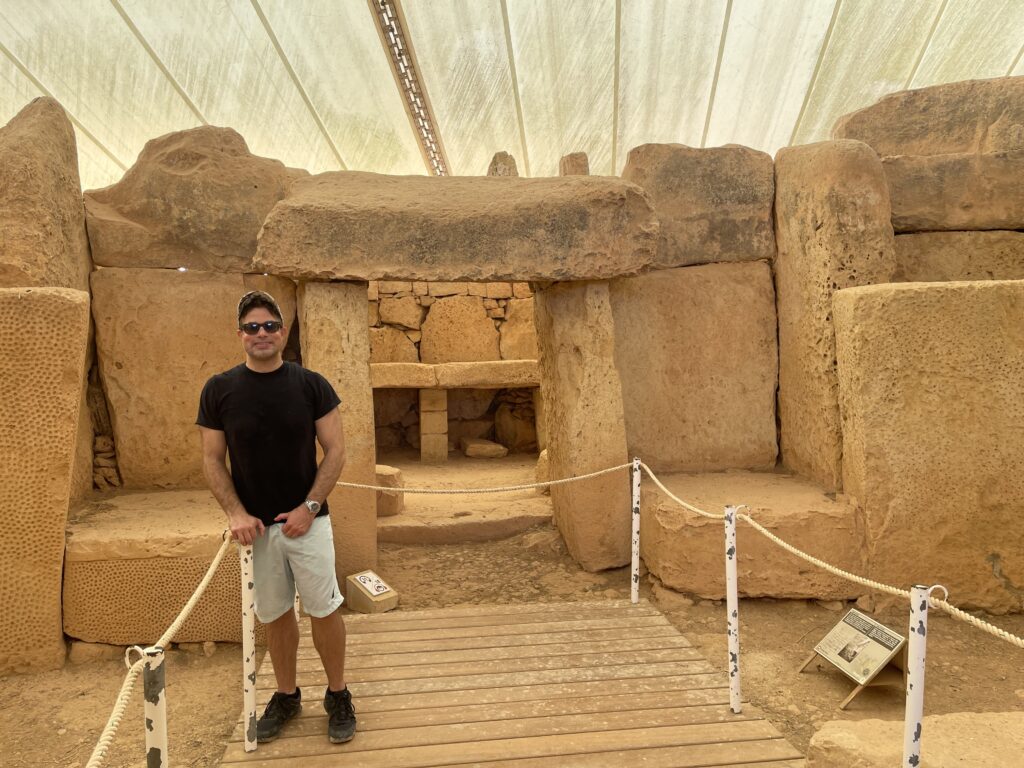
[611,0,621,174]
[1007,40,1024,76]
[700,0,733,148]
[788,0,843,147]
[903,0,949,89]
[500,0,530,177]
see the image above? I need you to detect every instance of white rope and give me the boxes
[157,534,233,648]
[336,461,632,494]
[640,463,1024,649]
[84,658,144,768]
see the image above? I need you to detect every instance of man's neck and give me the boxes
[245,355,284,373]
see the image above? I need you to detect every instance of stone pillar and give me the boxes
[0,288,90,673]
[559,152,590,176]
[774,140,896,491]
[419,388,448,463]
[487,151,519,177]
[534,281,630,571]
[299,282,377,577]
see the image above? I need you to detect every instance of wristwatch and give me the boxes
[304,499,321,516]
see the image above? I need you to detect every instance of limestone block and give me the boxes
[419,388,447,412]
[808,712,1024,768]
[371,363,438,389]
[884,151,1024,232]
[494,403,537,452]
[513,282,533,298]
[621,143,774,268]
[832,76,1024,157]
[434,360,540,389]
[369,326,419,363]
[499,298,539,360]
[559,152,590,175]
[420,410,447,435]
[0,288,89,673]
[373,389,416,426]
[485,283,514,299]
[428,282,468,297]
[448,419,493,446]
[447,389,494,420]
[534,282,630,571]
[609,262,777,472]
[774,140,896,491]
[85,126,294,271]
[0,98,91,291]
[640,471,864,599]
[487,151,519,176]
[420,296,500,363]
[421,434,448,463]
[91,269,294,488]
[533,388,547,451]
[379,296,424,329]
[368,301,380,326]
[413,282,428,296]
[536,449,550,495]
[68,642,124,664]
[368,281,379,300]
[378,280,412,294]
[834,281,1024,612]
[461,438,509,458]
[375,465,404,517]
[255,172,658,281]
[894,231,1024,282]
[299,282,377,576]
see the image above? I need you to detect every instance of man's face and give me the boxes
[238,306,286,361]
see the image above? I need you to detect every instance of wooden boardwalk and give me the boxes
[219,599,805,767]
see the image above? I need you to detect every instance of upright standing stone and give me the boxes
[0,288,90,673]
[534,282,630,571]
[299,282,377,577]
[559,152,590,176]
[419,389,449,463]
[774,140,896,491]
[487,151,519,177]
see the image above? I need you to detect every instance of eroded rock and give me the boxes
[894,231,1024,282]
[420,296,499,364]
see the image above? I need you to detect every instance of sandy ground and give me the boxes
[4,499,1023,765]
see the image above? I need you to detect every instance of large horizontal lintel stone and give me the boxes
[371,363,439,389]
[884,150,1024,232]
[369,360,540,389]
[254,171,659,281]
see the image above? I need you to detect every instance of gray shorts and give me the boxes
[252,516,344,622]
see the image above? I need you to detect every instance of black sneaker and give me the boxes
[324,687,356,743]
[256,689,301,743]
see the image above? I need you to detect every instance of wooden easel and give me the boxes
[799,644,908,710]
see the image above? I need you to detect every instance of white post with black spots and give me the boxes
[630,457,641,604]
[724,505,742,714]
[240,545,257,753]
[903,584,932,767]
[142,645,167,767]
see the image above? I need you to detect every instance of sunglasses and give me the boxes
[239,321,283,335]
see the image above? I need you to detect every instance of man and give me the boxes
[196,290,356,744]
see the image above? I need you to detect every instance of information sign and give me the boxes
[814,609,905,686]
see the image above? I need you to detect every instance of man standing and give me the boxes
[197,290,356,744]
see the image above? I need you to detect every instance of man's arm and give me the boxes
[199,426,265,545]
[276,406,346,538]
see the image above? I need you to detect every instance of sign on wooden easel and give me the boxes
[800,609,906,710]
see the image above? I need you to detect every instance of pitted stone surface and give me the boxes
[884,151,1024,232]
[0,98,91,290]
[609,262,777,472]
[255,171,658,281]
[379,296,424,329]
[894,231,1024,282]
[370,326,419,363]
[559,152,589,175]
[832,76,1024,156]
[487,151,519,176]
[535,282,630,571]
[834,281,1024,612]
[0,288,90,672]
[91,269,295,488]
[420,295,499,364]
[774,140,896,491]
[85,126,294,270]
[621,143,774,268]
[300,282,377,576]
[499,298,539,360]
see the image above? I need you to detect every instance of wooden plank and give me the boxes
[476,742,806,768]
[340,599,648,624]
[219,721,785,766]
[340,605,661,634]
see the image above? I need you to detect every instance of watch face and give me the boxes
[306,500,320,514]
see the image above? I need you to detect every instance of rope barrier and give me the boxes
[156,534,233,648]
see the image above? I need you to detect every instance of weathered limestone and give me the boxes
[808,712,1024,767]
[91,269,295,488]
[0,98,91,291]
[621,143,774,268]
[559,152,590,175]
[0,288,90,672]
[435,360,540,388]
[487,151,519,176]
[255,172,658,281]
[369,326,419,363]
[299,282,377,576]
[884,151,1024,231]
[420,296,499,363]
[448,389,495,420]
[371,362,439,389]
[833,76,1024,156]
[641,471,864,599]
[462,438,508,458]
[535,449,550,495]
[774,140,896,491]
[499,298,539,360]
[379,296,424,329]
[494,403,537,453]
[894,231,1024,282]
[609,262,778,472]
[419,388,448,463]
[85,126,295,270]
[834,282,1024,612]
[534,282,630,571]
[375,465,404,517]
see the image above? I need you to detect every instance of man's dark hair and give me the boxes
[237,290,283,324]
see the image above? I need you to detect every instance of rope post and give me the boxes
[142,645,168,767]
[240,544,257,753]
[903,584,933,766]
[724,505,742,714]
[630,457,641,604]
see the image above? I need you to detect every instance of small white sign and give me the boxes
[355,571,393,596]
[814,609,905,686]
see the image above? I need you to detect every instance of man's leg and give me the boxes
[310,607,347,690]
[266,608,300,693]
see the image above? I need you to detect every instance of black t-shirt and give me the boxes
[196,362,341,526]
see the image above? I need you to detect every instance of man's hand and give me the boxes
[275,504,315,538]
[228,512,265,546]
